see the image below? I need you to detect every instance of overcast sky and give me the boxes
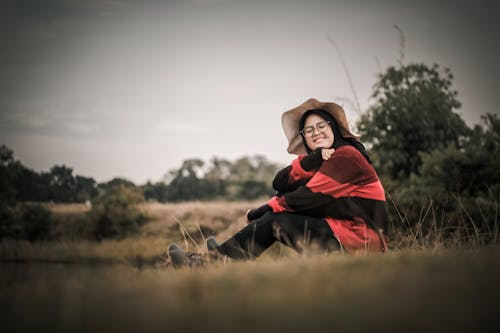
[1,0,499,184]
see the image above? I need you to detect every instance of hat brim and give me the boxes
[282,98,360,155]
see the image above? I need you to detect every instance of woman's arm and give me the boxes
[246,149,329,222]
[268,146,380,218]
[272,148,326,193]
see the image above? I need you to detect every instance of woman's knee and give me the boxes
[272,213,293,225]
[270,213,296,239]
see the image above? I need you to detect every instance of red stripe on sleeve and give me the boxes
[350,181,386,201]
[289,156,316,182]
[268,196,289,213]
[306,171,359,198]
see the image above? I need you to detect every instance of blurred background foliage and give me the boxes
[0,146,282,241]
[1,62,499,245]
[357,62,499,245]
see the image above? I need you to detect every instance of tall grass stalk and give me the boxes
[388,192,498,250]
[172,215,201,251]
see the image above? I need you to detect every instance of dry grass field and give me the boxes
[2,201,271,265]
[2,201,499,333]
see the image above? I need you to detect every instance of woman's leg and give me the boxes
[272,213,341,253]
[214,212,340,259]
[216,211,276,259]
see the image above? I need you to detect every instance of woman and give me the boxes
[168,98,388,266]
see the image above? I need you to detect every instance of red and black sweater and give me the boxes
[268,145,389,253]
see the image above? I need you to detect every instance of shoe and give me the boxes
[168,243,188,268]
[206,236,220,251]
[168,243,207,268]
[206,236,228,262]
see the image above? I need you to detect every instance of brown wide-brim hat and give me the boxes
[282,98,360,155]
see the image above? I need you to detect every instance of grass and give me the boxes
[1,199,497,265]
[2,246,498,333]
[0,201,266,265]
[2,201,499,332]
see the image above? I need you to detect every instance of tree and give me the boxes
[75,175,99,202]
[236,180,271,200]
[0,145,21,202]
[48,165,77,202]
[142,181,169,202]
[14,167,50,202]
[163,156,281,201]
[98,177,136,191]
[166,158,206,201]
[357,63,470,181]
[204,157,231,198]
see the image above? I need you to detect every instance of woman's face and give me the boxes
[303,113,334,151]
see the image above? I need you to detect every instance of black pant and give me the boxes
[216,212,341,259]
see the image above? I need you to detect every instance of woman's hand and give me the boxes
[300,148,323,171]
[246,204,272,223]
[300,148,335,171]
[321,148,335,160]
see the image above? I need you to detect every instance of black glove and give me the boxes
[246,204,272,222]
[300,148,324,171]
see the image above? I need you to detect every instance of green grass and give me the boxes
[2,246,499,333]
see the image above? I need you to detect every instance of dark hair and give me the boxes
[299,109,371,163]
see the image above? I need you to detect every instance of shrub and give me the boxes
[89,185,148,240]
[388,114,500,241]
[0,203,52,241]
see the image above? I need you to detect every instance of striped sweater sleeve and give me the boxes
[272,155,319,194]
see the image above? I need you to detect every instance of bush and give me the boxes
[389,113,500,241]
[50,212,94,241]
[89,185,148,240]
[0,203,52,241]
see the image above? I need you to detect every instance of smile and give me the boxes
[313,137,325,143]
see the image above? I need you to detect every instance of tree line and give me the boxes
[0,148,282,241]
[143,156,281,202]
[0,148,282,204]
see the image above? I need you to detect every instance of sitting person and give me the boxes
[168,98,388,266]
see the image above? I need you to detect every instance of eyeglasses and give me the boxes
[300,121,331,138]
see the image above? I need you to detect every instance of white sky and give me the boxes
[1,0,499,184]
